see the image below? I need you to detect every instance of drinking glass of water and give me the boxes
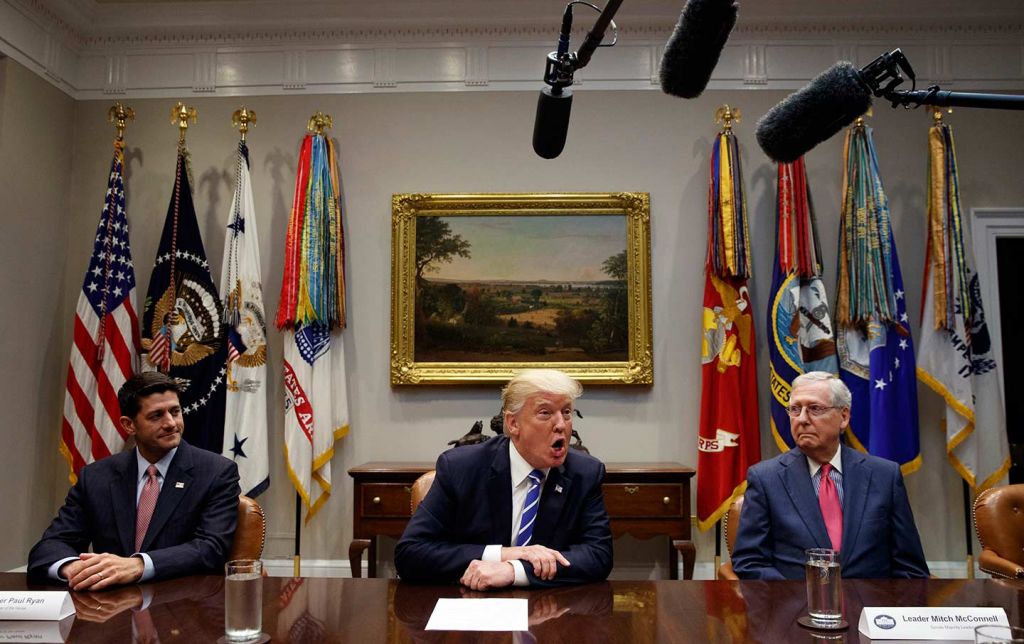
[976,625,1024,643]
[805,548,842,628]
[224,559,263,642]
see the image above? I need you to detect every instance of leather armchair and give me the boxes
[718,494,745,580]
[410,470,436,514]
[974,484,1024,579]
[228,495,266,561]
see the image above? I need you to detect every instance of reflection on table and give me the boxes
[3,573,1022,643]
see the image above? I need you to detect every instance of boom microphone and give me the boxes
[533,86,574,160]
[659,0,739,99]
[755,62,872,163]
[532,1,624,159]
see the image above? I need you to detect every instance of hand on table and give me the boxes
[63,552,144,591]
[460,560,515,591]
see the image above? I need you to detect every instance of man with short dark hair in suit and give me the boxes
[29,371,240,590]
[395,369,613,589]
[731,371,929,579]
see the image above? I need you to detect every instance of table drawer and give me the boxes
[360,484,413,517]
[603,483,683,517]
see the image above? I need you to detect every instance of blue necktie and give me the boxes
[515,469,544,547]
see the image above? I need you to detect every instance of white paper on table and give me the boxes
[0,592,75,621]
[425,598,529,631]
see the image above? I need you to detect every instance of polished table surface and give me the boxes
[4,573,1023,643]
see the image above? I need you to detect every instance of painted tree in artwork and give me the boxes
[415,217,471,284]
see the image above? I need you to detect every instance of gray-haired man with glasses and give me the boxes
[731,371,929,579]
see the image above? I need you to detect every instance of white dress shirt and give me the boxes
[481,441,550,586]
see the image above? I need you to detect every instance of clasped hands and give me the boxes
[459,545,570,591]
[59,552,145,591]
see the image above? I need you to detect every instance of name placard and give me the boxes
[0,593,75,621]
[859,607,1008,640]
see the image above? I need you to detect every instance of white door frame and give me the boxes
[971,207,1024,406]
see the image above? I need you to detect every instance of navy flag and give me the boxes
[140,149,227,454]
[766,157,838,452]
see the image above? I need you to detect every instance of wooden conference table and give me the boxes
[3,573,1022,643]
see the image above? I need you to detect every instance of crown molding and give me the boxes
[2,0,1022,100]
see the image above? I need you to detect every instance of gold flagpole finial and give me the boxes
[714,104,740,133]
[928,105,953,124]
[853,107,874,128]
[171,102,198,144]
[307,111,333,135]
[107,103,135,141]
[232,107,257,141]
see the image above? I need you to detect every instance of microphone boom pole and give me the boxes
[886,88,1024,111]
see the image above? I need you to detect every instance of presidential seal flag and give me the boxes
[835,123,921,474]
[220,137,270,498]
[767,157,838,452]
[277,131,349,522]
[697,107,761,532]
[61,136,141,482]
[141,146,227,454]
[917,119,1009,491]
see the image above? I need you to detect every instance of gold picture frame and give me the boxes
[390,192,652,385]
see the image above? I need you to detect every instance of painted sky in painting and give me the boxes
[426,215,627,282]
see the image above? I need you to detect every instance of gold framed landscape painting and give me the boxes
[390,193,652,385]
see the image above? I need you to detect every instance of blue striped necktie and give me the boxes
[515,469,544,547]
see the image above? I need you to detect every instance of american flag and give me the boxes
[60,140,140,483]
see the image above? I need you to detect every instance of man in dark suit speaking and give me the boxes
[731,371,929,579]
[396,369,612,589]
[29,372,240,590]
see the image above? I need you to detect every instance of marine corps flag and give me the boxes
[220,137,270,498]
[766,157,838,452]
[277,131,349,523]
[141,146,227,454]
[917,118,1010,491]
[697,107,761,532]
[835,123,921,473]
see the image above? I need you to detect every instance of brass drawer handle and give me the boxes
[663,497,671,505]
[372,496,381,505]
[624,486,639,495]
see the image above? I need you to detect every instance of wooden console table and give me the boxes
[348,461,695,579]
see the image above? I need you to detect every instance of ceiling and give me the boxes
[37,0,1024,41]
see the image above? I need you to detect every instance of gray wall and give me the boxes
[5,56,1024,573]
[0,58,75,571]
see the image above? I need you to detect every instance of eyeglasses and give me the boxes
[786,404,837,418]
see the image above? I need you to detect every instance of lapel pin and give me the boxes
[175,482,185,489]
[555,485,563,494]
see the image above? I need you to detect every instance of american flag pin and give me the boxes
[555,485,563,494]
[175,482,185,489]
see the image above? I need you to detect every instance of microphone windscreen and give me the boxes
[533,86,574,159]
[659,0,738,99]
[755,62,873,163]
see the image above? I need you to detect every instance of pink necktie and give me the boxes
[818,463,843,551]
[135,465,159,552]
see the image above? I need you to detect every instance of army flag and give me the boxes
[917,121,1010,491]
[835,124,921,473]
[278,133,349,522]
[220,139,270,498]
[141,146,227,454]
[766,157,839,452]
[697,120,761,531]
[61,138,141,482]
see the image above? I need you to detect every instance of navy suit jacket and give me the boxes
[395,436,613,587]
[731,445,929,580]
[28,440,240,581]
